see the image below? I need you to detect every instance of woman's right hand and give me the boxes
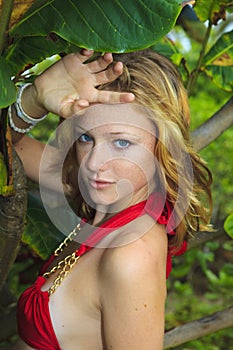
[22,50,134,119]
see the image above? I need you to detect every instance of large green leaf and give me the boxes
[0,56,16,107]
[5,0,182,74]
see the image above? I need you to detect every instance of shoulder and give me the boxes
[98,220,167,350]
[99,220,168,290]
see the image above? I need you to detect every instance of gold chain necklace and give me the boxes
[43,223,81,296]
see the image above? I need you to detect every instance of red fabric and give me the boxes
[17,192,186,350]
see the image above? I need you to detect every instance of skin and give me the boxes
[14,50,134,183]
[75,103,158,224]
[13,57,167,350]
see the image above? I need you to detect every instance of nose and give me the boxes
[85,143,110,173]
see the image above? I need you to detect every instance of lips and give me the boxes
[88,178,115,189]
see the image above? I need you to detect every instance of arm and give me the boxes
[100,224,168,350]
[12,50,134,181]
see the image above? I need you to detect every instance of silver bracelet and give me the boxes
[8,105,34,134]
[15,83,47,124]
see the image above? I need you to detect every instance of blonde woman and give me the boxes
[11,49,212,350]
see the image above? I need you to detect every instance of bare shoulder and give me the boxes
[99,218,168,287]
[99,220,167,349]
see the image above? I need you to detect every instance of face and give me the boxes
[75,103,157,213]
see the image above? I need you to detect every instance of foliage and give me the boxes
[0,0,183,107]
[0,0,233,348]
[224,213,233,238]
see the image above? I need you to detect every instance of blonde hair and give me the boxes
[63,49,212,249]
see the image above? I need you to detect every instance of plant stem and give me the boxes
[0,0,14,55]
[187,19,212,96]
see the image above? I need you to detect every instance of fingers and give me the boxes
[91,61,123,87]
[84,52,114,73]
[72,49,94,65]
[93,90,135,104]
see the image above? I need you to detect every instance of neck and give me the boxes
[92,187,151,226]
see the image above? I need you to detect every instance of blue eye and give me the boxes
[78,133,93,143]
[114,139,131,149]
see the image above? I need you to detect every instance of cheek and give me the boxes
[113,157,156,187]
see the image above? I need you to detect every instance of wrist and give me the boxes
[21,82,48,119]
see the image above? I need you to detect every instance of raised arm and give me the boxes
[11,50,134,182]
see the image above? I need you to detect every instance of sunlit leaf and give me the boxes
[224,212,233,238]
[195,0,233,23]
[203,31,233,67]
[0,0,34,28]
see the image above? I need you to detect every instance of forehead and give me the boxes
[75,103,155,134]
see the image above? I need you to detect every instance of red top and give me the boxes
[17,193,187,350]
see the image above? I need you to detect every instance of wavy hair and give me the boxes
[62,49,212,249]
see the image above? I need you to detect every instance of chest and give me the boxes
[41,246,104,349]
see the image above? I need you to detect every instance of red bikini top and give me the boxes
[17,193,187,350]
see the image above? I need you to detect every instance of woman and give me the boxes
[11,49,212,350]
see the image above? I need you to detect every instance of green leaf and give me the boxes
[203,31,233,67]
[22,192,64,259]
[203,65,233,91]
[5,0,182,74]
[195,0,233,23]
[224,212,233,238]
[0,56,17,108]
[201,32,233,91]
[150,36,179,59]
[205,269,219,284]
[195,0,218,22]
[5,35,79,76]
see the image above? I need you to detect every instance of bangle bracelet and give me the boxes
[15,83,47,124]
[8,105,34,134]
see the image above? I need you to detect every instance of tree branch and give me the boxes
[164,305,233,349]
[191,97,233,151]
[0,148,27,291]
[187,229,225,249]
[187,19,212,95]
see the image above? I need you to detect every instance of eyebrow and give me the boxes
[75,126,142,138]
[75,125,87,132]
[108,132,142,140]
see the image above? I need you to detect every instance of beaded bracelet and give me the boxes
[14,83,47,124]
[8,105,34,134]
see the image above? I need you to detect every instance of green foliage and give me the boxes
[195,0,233,23]
[22,192,64,260]
[1,0,182,107]
[203,30,233,91]
[1,1,233,348]
[224,213,233,238]
[166,239,233,348]
[0,56,16,108]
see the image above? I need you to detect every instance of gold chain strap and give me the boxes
[48,253,81,296]
[43,223,81,296]
[54,223,81,256]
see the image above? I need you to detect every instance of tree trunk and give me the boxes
[0,148,27,291]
